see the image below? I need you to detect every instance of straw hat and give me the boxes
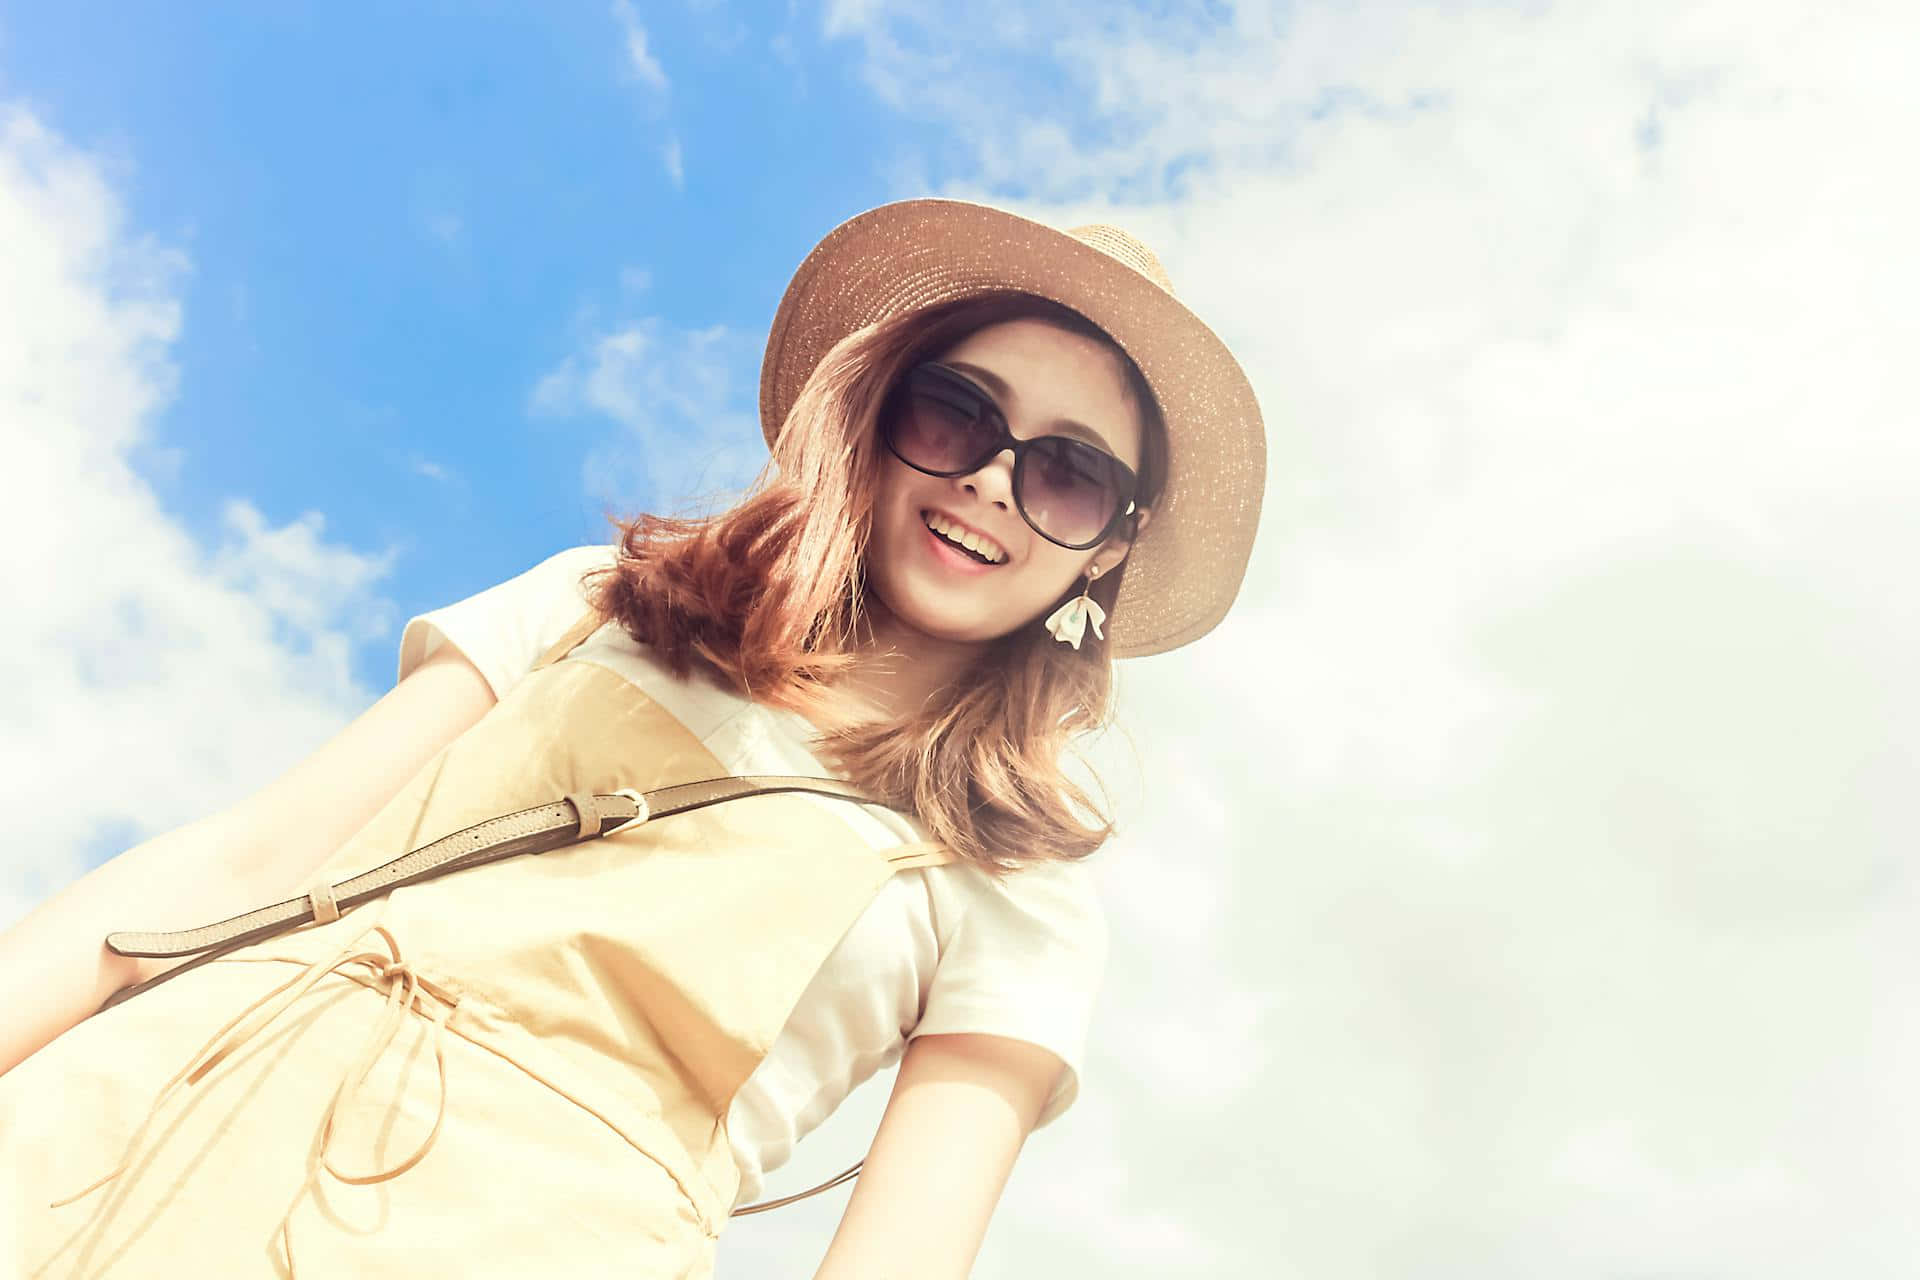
[758,198,1266,658]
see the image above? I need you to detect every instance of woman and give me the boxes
[0,199,1265,1277]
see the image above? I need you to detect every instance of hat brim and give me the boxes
[759,198,1265,658]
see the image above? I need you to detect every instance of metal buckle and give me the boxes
[610,788,651,828]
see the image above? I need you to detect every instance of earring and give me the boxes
[1043,566,1107,650]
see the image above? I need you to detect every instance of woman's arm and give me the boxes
[0,645,498,1076]
[814,1031,1065,1280]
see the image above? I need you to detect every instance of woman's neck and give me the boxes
[823,606,985,730]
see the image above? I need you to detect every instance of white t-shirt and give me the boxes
[395,545,1107,1205]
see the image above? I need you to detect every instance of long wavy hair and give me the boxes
[583,292,1167,871]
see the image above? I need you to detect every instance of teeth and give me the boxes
[923,512,1005,564]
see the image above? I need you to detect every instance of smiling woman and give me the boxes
[871,321,1152,640]
[0,198,1265,1279]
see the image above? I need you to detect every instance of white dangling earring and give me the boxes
[1043,565,1108,651]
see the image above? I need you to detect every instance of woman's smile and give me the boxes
[920,508,1010,569]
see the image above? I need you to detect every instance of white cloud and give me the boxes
[611,0,670,94]
[529,316,765,516]
[771,2,1920,1276]
[664,134,685,189]
[820,0,882,39]
[423,210,462,247]
[0,105,393,929]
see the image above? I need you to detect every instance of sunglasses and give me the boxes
[880,362,1140,551]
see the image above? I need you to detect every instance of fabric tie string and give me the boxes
[49,923,461,1267]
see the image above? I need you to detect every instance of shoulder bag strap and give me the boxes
[103,775,880,977]
[96,774,922,1218]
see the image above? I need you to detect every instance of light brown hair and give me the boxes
[584,292,1166,870]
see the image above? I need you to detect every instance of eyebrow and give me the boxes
[941,360,1123,457]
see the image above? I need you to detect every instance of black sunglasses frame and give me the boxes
[881,362,1141,552]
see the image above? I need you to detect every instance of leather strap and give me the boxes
[98,772,911,1219]
[101,776,882,1004]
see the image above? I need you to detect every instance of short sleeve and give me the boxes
[395,545,616,699]
[911,859,1109,1129]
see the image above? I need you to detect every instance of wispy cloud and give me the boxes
[529,315,763,515]
[611,0,669,94]
[423,210,462,248]
[0,105,394,928]
[664,134,685,189]
[821,0,885,40]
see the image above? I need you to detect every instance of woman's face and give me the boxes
[866,317,1147,650]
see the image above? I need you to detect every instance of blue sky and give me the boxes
[6,3,1918,1276]
[1,1,965,688]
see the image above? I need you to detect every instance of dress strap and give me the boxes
[885,840,956,871]
[532,609,607,670]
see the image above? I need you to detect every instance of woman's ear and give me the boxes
[1088,506,1151,579]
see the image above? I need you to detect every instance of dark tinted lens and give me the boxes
[888,372,1001,473]
[1019,437,1125,546]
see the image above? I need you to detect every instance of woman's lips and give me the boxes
[919,520,1002,574]
[922,509,1009,563]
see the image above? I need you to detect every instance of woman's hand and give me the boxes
[0,644,496,1075]
[814,1031,1064,1279]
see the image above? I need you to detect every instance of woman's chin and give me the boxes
[894,613,1002,649]
[876,590,1023,650]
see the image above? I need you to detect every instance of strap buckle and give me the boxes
[610,787,650,828]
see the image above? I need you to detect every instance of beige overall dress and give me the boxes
[2,613,953,1278]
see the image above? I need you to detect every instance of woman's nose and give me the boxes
[960,448,1017,509]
